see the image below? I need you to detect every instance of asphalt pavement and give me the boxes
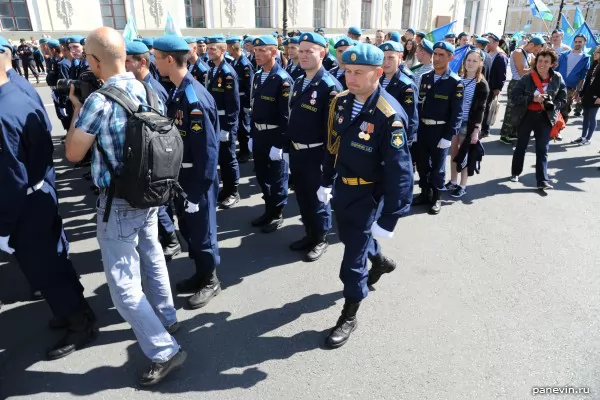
[1,81,599,400]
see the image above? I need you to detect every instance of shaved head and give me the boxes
[86,27,126,63]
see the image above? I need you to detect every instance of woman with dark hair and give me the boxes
[403,39,417,68]
[510,49,567,190]
[572,45,600,145]
[445,49,489,198]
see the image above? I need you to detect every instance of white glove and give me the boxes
[371,221,394,239]
[219,130,230,142]
[248,138,253,151]
[283,153,290,166]
[437,138,451,149]
[184,200,200,214]
[0,235,15,254]
[243,107,252,114]
[316,186,333,205]
[269,146,283,161]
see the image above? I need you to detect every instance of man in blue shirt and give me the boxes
[556,34,590,122]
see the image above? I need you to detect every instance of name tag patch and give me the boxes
[351,141,373,152]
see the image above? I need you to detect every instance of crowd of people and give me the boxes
[1,22,599,387]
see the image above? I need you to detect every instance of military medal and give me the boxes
[218,77,222,88]
[358,122,368,140]
[338,115,344,124]
[310,90,317,105]
[365,123,374,141]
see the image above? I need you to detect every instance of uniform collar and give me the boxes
[305,66,325,88]
[435,68,452,80]
[349,85,381,118]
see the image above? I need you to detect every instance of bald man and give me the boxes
[64,27,186,386]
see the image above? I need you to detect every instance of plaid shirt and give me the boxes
[74,72,164,188]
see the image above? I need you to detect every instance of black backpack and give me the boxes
[95,82,185,222]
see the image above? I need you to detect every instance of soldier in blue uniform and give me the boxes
[196,37,209,64]
[329,37,355,90]
[320,44,413,348]
[45,39,72,130]
[153,35,222,309]
[136,37,161,81]
[227,36,255,163]
[0,48,97,359]
[244,36,257,70]
[205,35,241,209]
[444,33,457,46]
[67,35,86,79]
[285,32,342,262]
[285,37,304,80]
[414,42,464,215]
[249,35,293,233]
[186,36,209,86]
[379,41,419,144]
[314,28,338,71]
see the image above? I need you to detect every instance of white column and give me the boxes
[205,0,215,28]
[470,0,478,32]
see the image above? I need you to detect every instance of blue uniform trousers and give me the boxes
[11,189,85,318]
[157,205,175,238]
[237,109,251,155]
[219,132,240,191]
[333,183,383,303]
[175,182,220,274]
[290,146,331,236]
[251,133,288,211]
[415,126,449,191]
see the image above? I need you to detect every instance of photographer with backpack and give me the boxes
[64,27,186,387]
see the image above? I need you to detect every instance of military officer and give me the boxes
[0,48,97,359]
[244,36,257,70]
[205,35,241,209]
[249,35,293,233]
[444,33,457,46]
[379,41,419,144]
[414,41,463,215]
[320,44,413,348]
[285,32,342,262]
[227,36,255,163]
[196,37,209,64]
[67,35,86,79]
[185,36,209,86]
[153,35,222,309]
[329,37,355,90]
[136,37,161,81]
[314,28,338,71]
[285,36,304,80]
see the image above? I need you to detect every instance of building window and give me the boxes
[0,0,32,31]
[360,0,372,29]
[402,0,411,29]
[185,0,206,28]
[313,0,326,28]
[100,0,127,30]
[255,0,270,28]
[464,0,473,30]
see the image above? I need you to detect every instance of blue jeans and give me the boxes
[96,194,179,363]
[582,106,599,140]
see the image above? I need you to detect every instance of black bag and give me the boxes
[95,82,185,222]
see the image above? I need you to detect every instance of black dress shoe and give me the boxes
[429,200,441,215]
[261,215,283,233]
[412,191,430,206]
[188,272,221,309]
[31,290,44,301]
[367,254,397,286]
[220,192,240,209]
[325,302,360,349]
[162,232,181,260]
[290,235,313,251]
[251,211,271,227]
[47,311,97,360]
[176,275,203,293]
[305,239,328,262]
[139,348,187,386]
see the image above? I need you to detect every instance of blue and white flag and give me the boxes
[449,44,470,74]
[122,16,138,41]
[426,21,456,43]
[573,7,585,29]
[164,11,182,37]
[567,22,598,55]
[529,0,553,21]
[561,13,575,42]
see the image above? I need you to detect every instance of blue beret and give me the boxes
[341,43,384,66]
[59,37,69,45]
[243,36,255,44]
[184,36,197,44]
[272,32,278,38]
[39,38,48,44]
[348,26,362,36]
[444,33,456,39]
[282,38,289,46]
[47,39,61,49]
[141,37,154,48]
[379,41,404,53]
[458,32,468,39]
[226,36,242,44]
[288,37,300,45]
[206,35,226,44]
[153,35,190,52]
[406,28,415,35]
[390,31,401,43]
[475,37,490,45]
[334,36,353,49]
[433,41,455,54]
[67,35,85,45]
[253,35,277,46]
[487,33,500,42]
[416,31,426,38]
[80,37,86,46]
[299,32,328,48]
[196,37,206,43]
[420,39,434,54]
[126,40,150,55]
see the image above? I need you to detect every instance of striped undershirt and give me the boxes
[381,77,391,89]
[461,77,477,121]
[302,78,311,91]
[433,74,442,83]
[260,72,269,84]
[351,99,364,119]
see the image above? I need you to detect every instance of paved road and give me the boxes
[1,83,599,400]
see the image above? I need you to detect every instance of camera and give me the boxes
[56,71,102,103]
[543,98,555,111]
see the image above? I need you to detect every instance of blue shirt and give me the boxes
[74,72,164,188]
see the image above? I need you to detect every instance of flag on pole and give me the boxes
[529,0,554,22]
[426,21,456,43]
[561,13,575,42]
[122,16,138,41]
[567,21,598,55]
[449,44,469,74]
[164,11,182,36]
[573,7,585,29]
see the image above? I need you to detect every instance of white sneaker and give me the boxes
[580,139,591,146]
[510,176,519,182]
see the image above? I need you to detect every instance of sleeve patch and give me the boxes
[391,130,405,149]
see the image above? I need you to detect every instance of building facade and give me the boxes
[505,0,599,34]
[0,0,510,38]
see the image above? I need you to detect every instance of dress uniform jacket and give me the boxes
[380,68,419,143]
